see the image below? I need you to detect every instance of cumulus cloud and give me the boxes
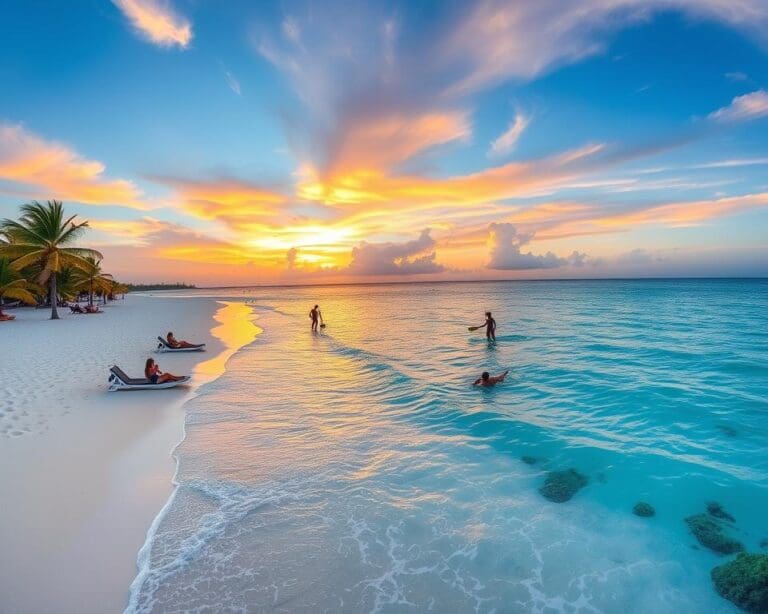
[112,0,192,48]
[487,223,585,270]
[708,90,768,122]
[617,248,666,264]
[0,122,142,206]
[489,111,530,158]
[346,229,444,275]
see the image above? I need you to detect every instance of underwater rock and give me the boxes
[716,424,738,437]
[711,553,768,613]
[633,502,655,517]
[539,469,588,503]
[707,501,736,522]
[685,514,744,555]
[760,538,768,550]
[521,455,537,465]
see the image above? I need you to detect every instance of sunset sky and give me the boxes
[1,0,768,285]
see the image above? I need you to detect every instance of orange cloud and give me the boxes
[164,178,287,228]
[0,123,143,207]
[298,143,605,207]
[329,110,471,175]
[112,0,192,48]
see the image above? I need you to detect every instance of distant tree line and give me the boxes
[125,282,197,291]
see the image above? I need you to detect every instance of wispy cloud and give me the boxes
[725,71,749,82]
[155,176,288,231]
[708,90,768,122]
[0,122,142,207]
[443,0,768,95]
[489,111,530,158]
[112,0,192,48]
[224,70,241,96]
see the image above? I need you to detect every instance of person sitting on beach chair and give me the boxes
[473,370,509,387]
[84,303,101,313]
[145,358,183,384]
[70,303,84,314]
[166,331,197,349]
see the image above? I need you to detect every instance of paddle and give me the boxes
[468,326,482,331]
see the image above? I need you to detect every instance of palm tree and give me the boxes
[72,256,113,306]
[0,257,38,318]
[55,267,79,303]
[0,200,102,319]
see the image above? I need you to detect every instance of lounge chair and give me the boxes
[0,314,15,321]
[156,336,206,353]
[107,365,190,392]
[70,303,84,314]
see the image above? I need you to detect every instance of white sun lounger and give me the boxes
[156,336,206,353]
[108,365,190,392]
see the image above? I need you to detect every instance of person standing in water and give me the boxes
[310,304,322,331]
[484,311,496,341]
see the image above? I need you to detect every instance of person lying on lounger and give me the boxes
[70,303,84,314]
[166,331,197,348]
[144,358,184,384]
[473,370,509,387]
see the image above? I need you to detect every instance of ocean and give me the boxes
[126,279,768,613]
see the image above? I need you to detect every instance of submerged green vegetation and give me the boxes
[686,514,744,555]
[711,553,768,613]
[539,469,588,503]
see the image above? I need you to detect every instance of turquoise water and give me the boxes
[127,280,768,613]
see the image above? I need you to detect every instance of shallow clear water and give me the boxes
[127,280,768,613]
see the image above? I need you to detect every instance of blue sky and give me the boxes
[1,0,767,284]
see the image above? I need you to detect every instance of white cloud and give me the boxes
[725,71,748,82]
[489,111,530,158]
[347,229,444,275]
[708,90,768,122]
[112,0,192,48]
[224,70,241,96]
[487,223,585,270]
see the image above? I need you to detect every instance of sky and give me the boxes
[1,0,768,285]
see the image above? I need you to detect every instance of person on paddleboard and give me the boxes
[483,311,496,341]
[473,370,509,387]
[310,304,322,331]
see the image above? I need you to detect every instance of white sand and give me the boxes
[0,294,258,613]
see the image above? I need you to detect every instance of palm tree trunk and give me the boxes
[50,275,59,320]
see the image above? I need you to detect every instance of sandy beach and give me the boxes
[0,294,258,613]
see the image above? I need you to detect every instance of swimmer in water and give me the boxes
[473,370,509,387]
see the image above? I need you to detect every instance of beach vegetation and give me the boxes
[72,255,114,306]
[0,257,39,318]
[0,200,101,319]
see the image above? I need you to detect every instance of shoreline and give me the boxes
[0,295,259,613]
